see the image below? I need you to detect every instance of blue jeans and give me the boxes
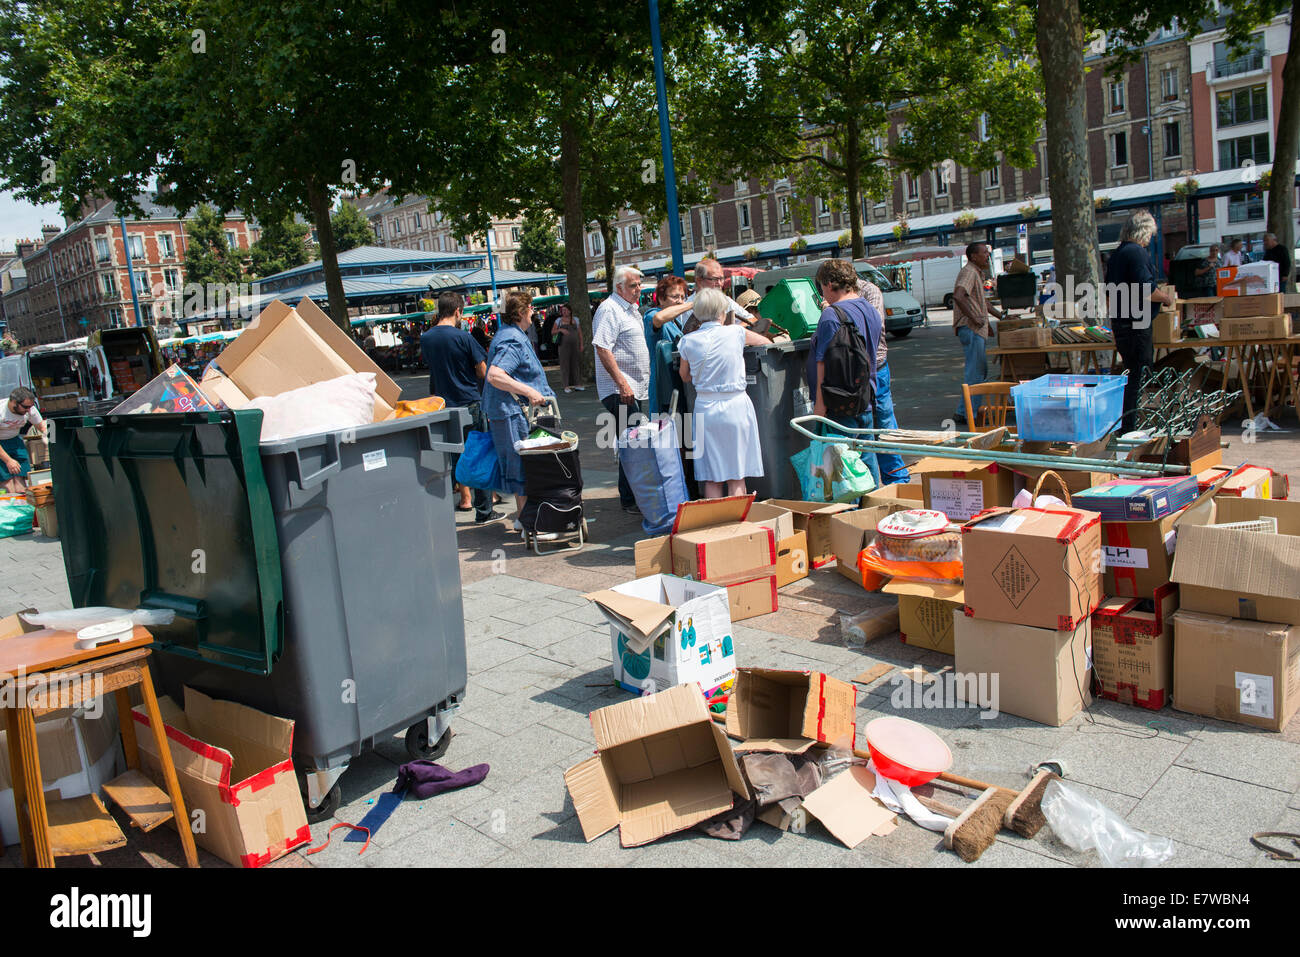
[823,411,881,488]
[955,326,988,422]
[872,362,908,484]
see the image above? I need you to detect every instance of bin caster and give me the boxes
[303,783,341,824]
[405,721,452,761]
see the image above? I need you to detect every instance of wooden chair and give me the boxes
[963,382,1016,433]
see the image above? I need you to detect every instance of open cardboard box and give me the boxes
[132,687,309,868]
[1092,584,1177,710]
[885,580,964,655]
[829,503,911,585]
[724,668,857,753]
[201,298,402,422]
[564,684,749,847]
[757,499,857,568]
[913,457,1016,522]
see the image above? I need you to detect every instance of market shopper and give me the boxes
[1193,244,1222,297]
[951,242,1004,426]
[644,274,691,413]
[677,287,769,498]
[421,292,500,523]
[1105,209,1175,433]
[1223,238,1245,267]
[1262,232,1294,289]
[592,264,651,514]
[0,387,45,494]
[858,278,908,484]
[682,258,756,331]
[483,291,556,533]
[809,259,882,487]
[555,302,585,393]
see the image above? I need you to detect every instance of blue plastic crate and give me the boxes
[1010,373,1127,443]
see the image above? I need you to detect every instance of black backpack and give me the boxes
[820,303,874,418]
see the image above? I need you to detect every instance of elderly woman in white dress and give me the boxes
[677,287,770,498]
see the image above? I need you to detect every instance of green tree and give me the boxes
[249,215,312,279]
[330,202,374,253]
[686,0,1043,260]
[183,204,244,287]
[514,211,565,273]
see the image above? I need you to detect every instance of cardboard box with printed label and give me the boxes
[915,458,1016,522]
[585,574,736,696]
[132,687,310,868]
[1181,298,1224,326]
[758,499,857,568]
[1171,610,1299,732]
[1170,495,1300,625]
[828,503,911,585]
[954,615,1093,726]
[1219,314,1291,340]
[635,496,778,622]
[961,506,1103,631]
[1216,260,1279,296]
[563,683,749,847]
[1101,511,1181,597]
[860,482,924,509]
[725,668,857,752]
[1223,293,1285,318]
[1092,585,1177,710]
[201,298,402,421]
[886,581,964,655]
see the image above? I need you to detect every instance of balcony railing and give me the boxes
[1212,51,1265,80]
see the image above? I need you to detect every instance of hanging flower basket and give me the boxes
[953,210,977,230]
[1172,177,1199,199]
[837,232,851,249]
[790,236,809,253]
[892,221,910,240]
[1093,196,1111,210]
[744,246,760,261]
[1018,203,1040,220]
[1256,170,1272,193]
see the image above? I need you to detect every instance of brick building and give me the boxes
[349,191,524,272]
[10,196,258,346]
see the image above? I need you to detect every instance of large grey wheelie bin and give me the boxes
[49,406,469,819]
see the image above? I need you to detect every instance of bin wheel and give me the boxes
[304,783,341,824]
[405,722,452,761]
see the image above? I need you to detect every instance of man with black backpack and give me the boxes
[808,258,882,486]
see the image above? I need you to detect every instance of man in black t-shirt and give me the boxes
[1262,232,1294,290]
[421,292,500,522]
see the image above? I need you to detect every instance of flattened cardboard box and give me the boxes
[954,615,1092,727]
[886,580,964,655]
[725,668,857,753]
[829,503,910,585]
[961,506,1103,631]
[585,574,736,696]
[203,298,402,421]
[1171,495,1300,625]
[914,457,1016,522]
[760,499,858,567]
[1091,585,1177,709]
[563,684,749,847]
[1172,610,1299,732]
[132,687,310,868]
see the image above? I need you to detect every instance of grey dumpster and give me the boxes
[51,406,469,819]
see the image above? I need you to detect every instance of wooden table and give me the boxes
[988,341,1121,379]
[0,626,199,868]
[1155,335,1300,419]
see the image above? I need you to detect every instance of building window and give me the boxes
[816,197,829,220]
[511,226,521,243]
[393,219,401,235]
[628,224,642,248]
[590,231,603,256]
[739,202,751,229]
[1162,122,1182,158]
[224,231,237,250]
[1212,35,1265,79]
[414,212,422,229]
[978,114,990,142]
[95,237,111,263]
[1219,132,1269,169]
[905,175,919,201]
[702,208,713,236]
[108,308,121,325]
[375,223,383,240]
[100,273,118,296]
[735,178,748,195]
[1111,131,1129,167]
[985,166,1000,189]
[159,233,175,258]
[1108,82,1125,114]
[935,169,949,197]
[164,269,181,292]
[133,271,150,295]
[1216,85,1268,128]
[1227,191,1265,223]
[1160,67,1179,102]
[128,235,145,259]
[778,197,791,222]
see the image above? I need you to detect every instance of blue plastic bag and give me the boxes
[619,417,689,535]
[790,439,876,503]
[455,429,502,492]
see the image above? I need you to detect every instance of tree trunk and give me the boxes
[1268,0,1299,293]
[845,118,864,260]
[306,181,349,331]
[600,219,617,291]
[1036,0,1102,313]
[559,113,594,379]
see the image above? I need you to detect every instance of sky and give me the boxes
[0,190,65,251]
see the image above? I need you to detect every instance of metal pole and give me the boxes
[485,228,498,307]
[649,0,684,277]
[120,214,143,327]
[46,247,67,341]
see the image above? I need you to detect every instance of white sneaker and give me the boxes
[564,387,573,394]
[574,386,586,392]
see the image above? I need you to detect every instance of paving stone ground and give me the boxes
[3,315,1298,868]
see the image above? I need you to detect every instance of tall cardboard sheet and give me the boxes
[800,766,897,848]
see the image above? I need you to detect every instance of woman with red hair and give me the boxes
[643,274,691,414]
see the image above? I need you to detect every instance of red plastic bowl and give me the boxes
[864,716,953,787]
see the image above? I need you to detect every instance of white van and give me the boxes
[888,247,1006,309]
[752,259,925,338]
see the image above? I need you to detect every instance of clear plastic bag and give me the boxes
[1041,779,1175,867]
[21,607,177,630]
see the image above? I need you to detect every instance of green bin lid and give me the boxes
[49,409,284,675]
